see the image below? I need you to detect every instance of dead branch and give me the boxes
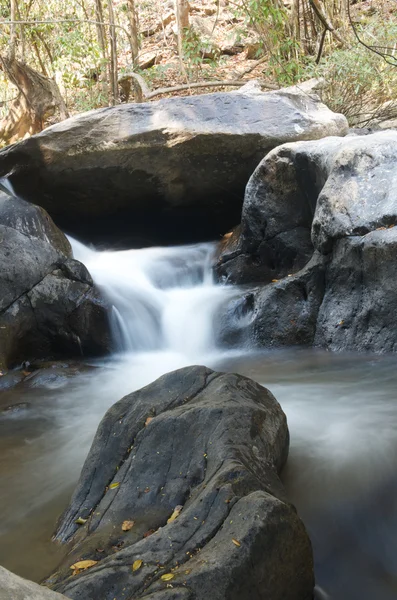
[118,73,278,102]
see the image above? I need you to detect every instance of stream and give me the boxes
[1,239,397,600]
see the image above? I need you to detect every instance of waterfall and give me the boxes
[69,237,238,360]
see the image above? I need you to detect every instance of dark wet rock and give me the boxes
[0,83,347,245]
[216,130,397,353]
[0,565,67,600]
[0,192,112,370]
[47,366,314,600]
[218,253,326,349]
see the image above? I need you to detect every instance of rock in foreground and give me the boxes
[48,366,314,600]
[0,192,111,370]
[0,82,347,245]
[217,130,397,353]
[0,566,67,600]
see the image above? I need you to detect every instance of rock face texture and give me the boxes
[0,83,347,245]
[0,192,111,369]
[47,366,314,600]
[0,566,67,600]
[216,130,397,352]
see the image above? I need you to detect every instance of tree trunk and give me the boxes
[175,0,190,76]
[127,0,140,66]
[0,56,69,145]
[108,0,118,105]
[94,0,110,104]
[176,0,189,31]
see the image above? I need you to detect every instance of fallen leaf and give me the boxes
[70,560,97,573]
[145,416,153,426]
[122,520,135,531]
[144,487,150,493]
[161,573,175,581]
[167,505,183,523]
[271,279,279,282]
[109,482,120,489]
[232,539,241,547]
[143,529,155,538]
[132,559,143,572]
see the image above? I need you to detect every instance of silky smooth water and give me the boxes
[1,239,397,600]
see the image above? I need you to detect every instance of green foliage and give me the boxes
[182,28,220,76]
[310,18,397,125]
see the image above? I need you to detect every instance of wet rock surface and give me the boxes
[47,365,314,600]
[217,130,397,353]
[0,192,112,370]
[0,83,347,245]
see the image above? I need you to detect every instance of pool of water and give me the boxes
[1,349,397,600]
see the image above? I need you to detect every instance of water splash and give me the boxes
[69,237,238,357]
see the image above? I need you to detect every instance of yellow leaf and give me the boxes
[161,573,175,581]
[167,505,183,523]
[122,520,135,531]
[70,560,97,571]
[271,279,279,283]
[145,416,153,426]
[232,539,241,547]
[132,559,143,572]
[109,482,120,489]
[75,517,87,525]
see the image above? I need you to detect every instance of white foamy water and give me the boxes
[70,237,237,357]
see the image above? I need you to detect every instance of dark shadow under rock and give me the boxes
[47,366,314,600]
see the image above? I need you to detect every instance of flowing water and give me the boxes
[1,237,397,599]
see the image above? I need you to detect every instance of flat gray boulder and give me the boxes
[46,366,314,600]
[0,83,347,245]
[0,192,111,370]
[216,130,397,352]
[0,566,67,600]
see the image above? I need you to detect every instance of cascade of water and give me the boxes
[69,237,237,358]
[0,178,16,197]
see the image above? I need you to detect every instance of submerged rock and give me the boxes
[217,130,397,352]
[0,83,347,245]
[0,565,67,600]
[0,192,112,370]
[47,366,314,600]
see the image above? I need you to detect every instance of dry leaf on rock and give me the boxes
[132,559,143,572]
[167,505,183,523]
[70,560,97,575]
[109,482,120,489]
[161,573,175,581]
[232,538,241,547]
[122,520,135,531]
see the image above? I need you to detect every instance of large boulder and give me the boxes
[0,566,67,600]
[46,366,314,600]
[0,82,347,245]
[216,130,397,352]
[0,191,111,370]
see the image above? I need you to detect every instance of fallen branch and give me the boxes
[118,73,278,102]
[141,12,174,37]
[236,55,268,79]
